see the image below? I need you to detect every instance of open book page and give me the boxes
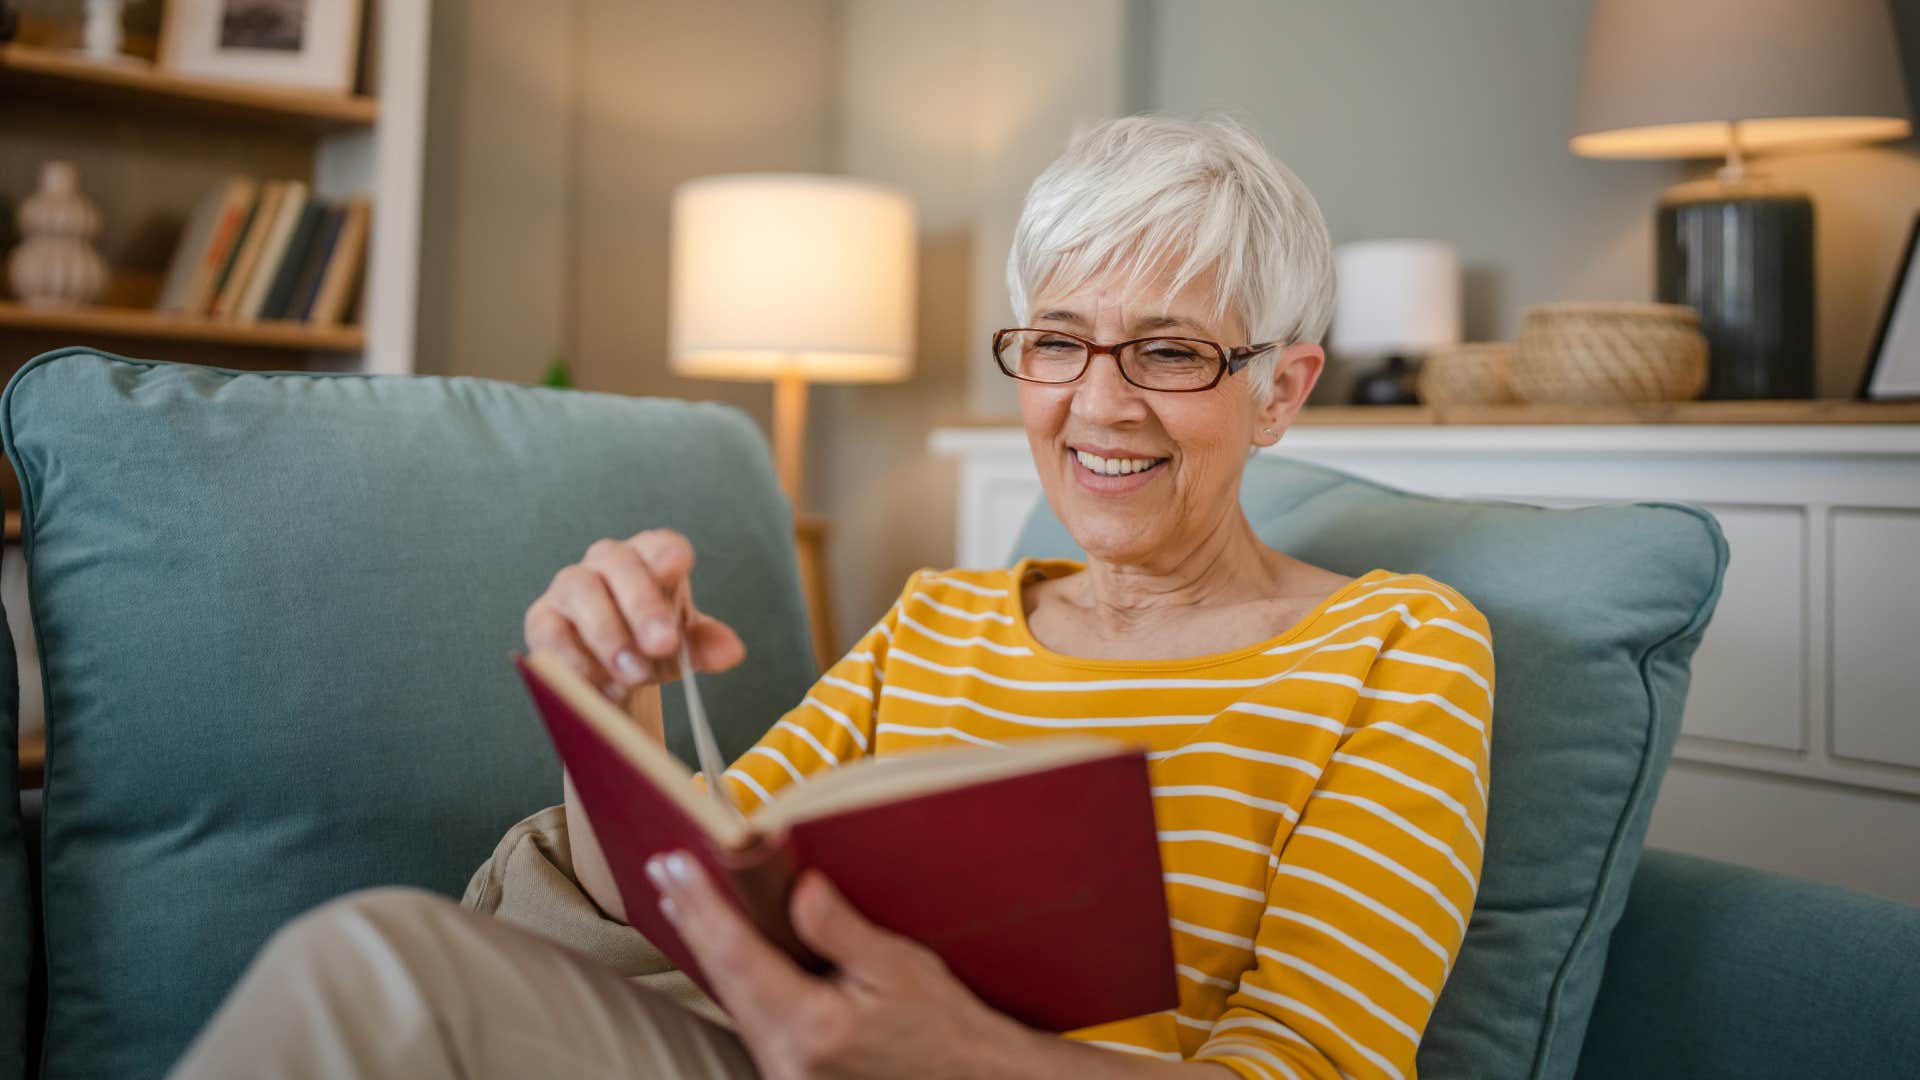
[524,650,1133,846]
[750,737,1129,831]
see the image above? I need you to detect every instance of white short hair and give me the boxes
[1006,114,1335,387]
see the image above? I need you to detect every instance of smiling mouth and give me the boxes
[1071,448,1169,477]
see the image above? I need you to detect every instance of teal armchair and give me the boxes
[3,349,1916,1079]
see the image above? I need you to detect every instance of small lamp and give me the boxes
[1572,0,1912,399]
[670,173,916,506]
[1330,240,1462,405]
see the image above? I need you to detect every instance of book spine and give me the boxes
[259,202,325,321]
[179,180,255,316]
[307,199,369,325]
[201,189,262,316]
[213,181,283,320]
[238,183,308,320]
[286,205,346,322]
[718,830,818,972]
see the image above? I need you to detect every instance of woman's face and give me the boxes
[1017,262,1321,568]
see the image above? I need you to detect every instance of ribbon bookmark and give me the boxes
[678,599,746,827]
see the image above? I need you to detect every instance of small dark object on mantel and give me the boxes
[1351,355,1422,406]
[0,0,18,43]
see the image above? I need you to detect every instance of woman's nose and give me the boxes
[1070,349,1149,423]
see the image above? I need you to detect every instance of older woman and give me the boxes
[173,115,1491,1080]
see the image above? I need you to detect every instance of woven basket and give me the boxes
[1417,342,1516,405]
[1512,302,1708,405]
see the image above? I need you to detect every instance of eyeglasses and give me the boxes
[992,328,1283,393]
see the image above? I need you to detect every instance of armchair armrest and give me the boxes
[1575,849,1920,1079]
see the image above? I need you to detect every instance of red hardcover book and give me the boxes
[514,651,1180,1033]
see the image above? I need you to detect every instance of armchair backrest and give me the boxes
[1,349,818,1079]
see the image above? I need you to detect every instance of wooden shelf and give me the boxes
[1294,400,1920,427]
[0,301,364,352]
[0,42,376,131]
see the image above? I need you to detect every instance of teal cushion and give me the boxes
[1577,850,1920,1079]
[1013,456,1727,1080]
[2,595,26,1080]
[2,349,817,1080]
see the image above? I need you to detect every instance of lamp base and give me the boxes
[1350,355,1422,406]
[1656,177,1814,400]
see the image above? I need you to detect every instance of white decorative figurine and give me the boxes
[82,0,126,62]
[7,161,108,309]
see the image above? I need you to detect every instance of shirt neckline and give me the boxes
[1002,558,1392,672]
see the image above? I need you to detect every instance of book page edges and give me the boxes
[751,736,1135,833]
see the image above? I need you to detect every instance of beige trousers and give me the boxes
[168,808,762,1079]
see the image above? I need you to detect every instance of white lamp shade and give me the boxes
[670,174,917,382]
[1571,0,1912,159]
[1329,241,1462,359]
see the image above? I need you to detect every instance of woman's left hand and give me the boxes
[647,851,1045,1080]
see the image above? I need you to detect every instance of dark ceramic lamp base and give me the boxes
[1657,178,1815,400]
[1350,355,1421,406]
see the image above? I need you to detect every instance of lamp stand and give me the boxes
[771,371,838,671]
[772,372,809,505]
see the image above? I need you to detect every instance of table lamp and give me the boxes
[670,173,916,506]
[1572,0,1912,399]
[1330,240,1462,405]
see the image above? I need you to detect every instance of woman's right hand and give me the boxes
[523,528,747,701]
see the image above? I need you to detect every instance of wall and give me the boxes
[817,0,1128,640]
[417,0,840,430]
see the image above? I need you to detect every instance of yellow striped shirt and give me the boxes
[720,559,1494,1080]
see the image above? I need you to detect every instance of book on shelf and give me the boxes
[515,650,1180,1033]
[170,178,258,316]
[308,198,369,325]
[257,200,327,321]
[235,181,309,320]
[154,178,372,326]
[211,180,284,319]
[155,179,241,314]
[282,203,347,322]
[202,186,264,316]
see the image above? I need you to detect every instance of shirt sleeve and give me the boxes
[1193,603,1494,1080]
[710,571,917,812]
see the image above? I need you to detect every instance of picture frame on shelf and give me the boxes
[157,0,362,94]
[1860,212,1920,402]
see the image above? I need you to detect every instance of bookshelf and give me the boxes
[0,4,429,374]
[0,42,379,130]
[0,300,365,351]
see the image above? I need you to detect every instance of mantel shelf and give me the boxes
[1293,401,1920,426]
[941,400,1920,429]
[0,302,365,352]
[1,42,377,131]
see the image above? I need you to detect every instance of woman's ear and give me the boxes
[1255,343,1325,444]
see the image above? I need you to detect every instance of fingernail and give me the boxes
[641,618,675,654]
[659,895,680,923]
[646,855,670,890]
[615,650,647,684]
[666,851,695,883]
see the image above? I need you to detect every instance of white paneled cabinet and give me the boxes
[931,423,1920,800]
